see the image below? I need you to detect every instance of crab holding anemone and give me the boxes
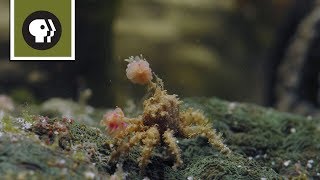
[101,55,231,170]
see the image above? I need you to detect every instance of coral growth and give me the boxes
[101,55,230,169]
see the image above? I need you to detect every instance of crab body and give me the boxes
[142,89,182,136]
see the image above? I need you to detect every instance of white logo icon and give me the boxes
[29,19,56,43]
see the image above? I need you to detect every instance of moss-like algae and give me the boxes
[2,115,20,133]
[0,97,319,179]
[165,153,278,179]
[183,97,320,179]
[69,122,112,148]
[0,135,92,179]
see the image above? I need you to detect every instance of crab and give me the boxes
[101,55,231,169]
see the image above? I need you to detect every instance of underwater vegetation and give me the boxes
[0,56,319,179]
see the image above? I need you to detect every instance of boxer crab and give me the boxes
[100,55,231,169]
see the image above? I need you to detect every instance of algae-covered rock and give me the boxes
[0,134,97,179]
[182,98,320,179]
[40,97,104,127]
[0,97,319,179]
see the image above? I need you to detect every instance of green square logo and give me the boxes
[10,0,75,60]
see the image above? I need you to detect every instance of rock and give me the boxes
[0,97,319,179]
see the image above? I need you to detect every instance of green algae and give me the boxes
[164,153,278,179]
[183,97,320,178]
[0,135,94,179]
[2,115,20,133]
[21,109,36,124]
[0,97,319,179]
[69,123,110,147]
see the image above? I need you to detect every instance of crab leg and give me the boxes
[180,108,209,126]
[163,129,183,170]
[138,126,160,168]
[109,131,146,163]
[114,118,143,139]
[182,125,231,154]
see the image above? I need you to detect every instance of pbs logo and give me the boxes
[22,11,62,50]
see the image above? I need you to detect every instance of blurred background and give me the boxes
[0,0,319,115]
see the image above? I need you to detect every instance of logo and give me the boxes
[10,0,75,60]
[22,11,62,50]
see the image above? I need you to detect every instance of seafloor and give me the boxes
[0,97,319,179]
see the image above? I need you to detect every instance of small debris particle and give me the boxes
[227,102,237,114]
[58,159,66,166]
[187,176,194,180]
[308,159,314,163]
[290,128,296,133]
[16,117,32,130]
[283,160,291,167]
[84,171,95,179]
[307,159,314,169]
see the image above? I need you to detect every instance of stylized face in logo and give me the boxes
[29,19,56,43]
[23,11,61,50]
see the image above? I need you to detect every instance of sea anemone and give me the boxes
[100,107,127,135]
[125,55,153,85]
